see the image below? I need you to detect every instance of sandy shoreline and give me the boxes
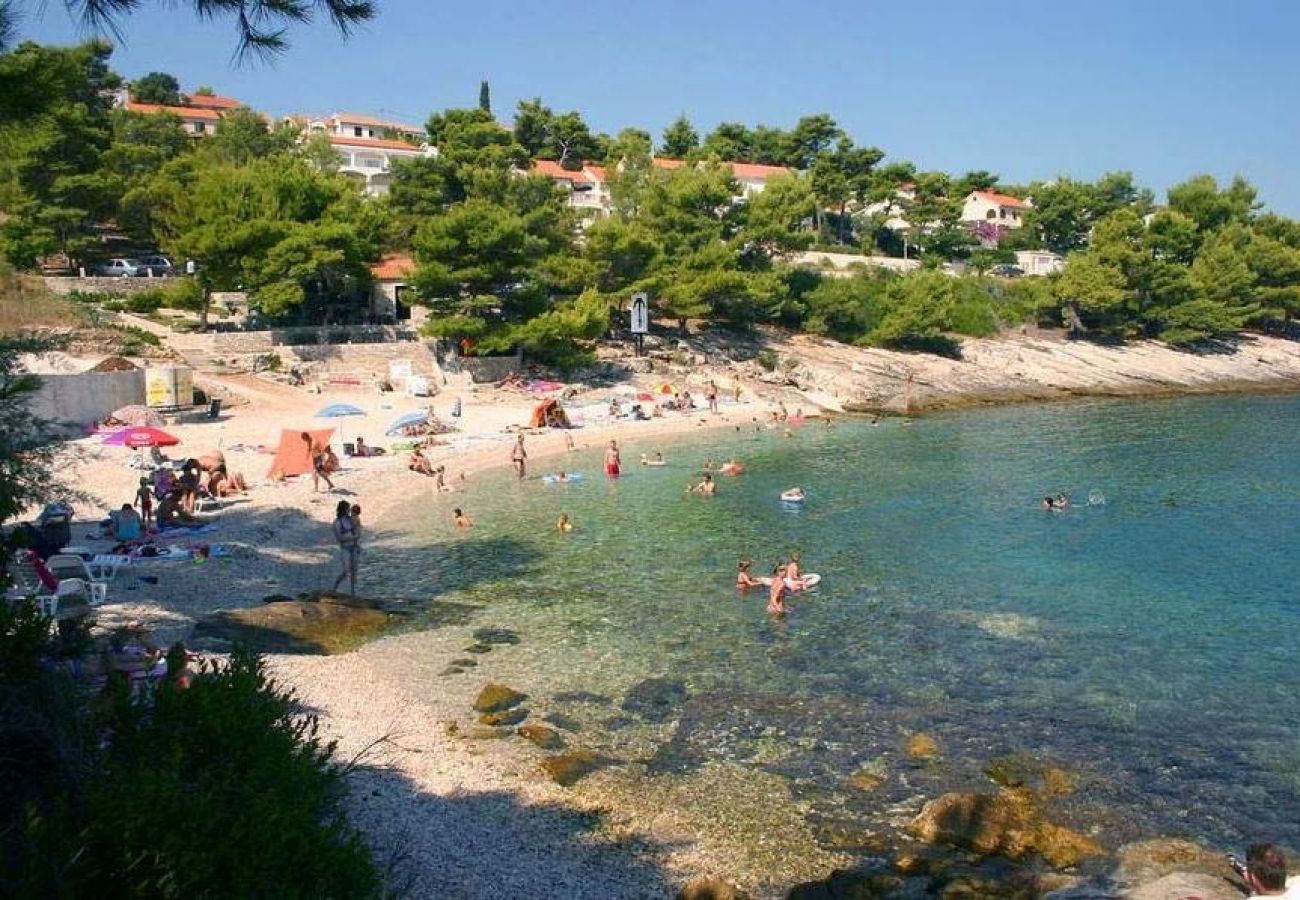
[39,332,1300,897]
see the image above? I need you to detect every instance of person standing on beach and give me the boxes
[135,477,153,529]
[604,439,621,477]
[511,434,527,479]
[304,432,334,493]
[707,380,719,414]
[330,500,360,596]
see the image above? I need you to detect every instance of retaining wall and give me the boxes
[43,276,176,296]
[28,369,146,432]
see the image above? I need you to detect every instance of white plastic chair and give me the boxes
[45,554,110,605]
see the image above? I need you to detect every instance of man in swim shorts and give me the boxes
[604,439,621,477]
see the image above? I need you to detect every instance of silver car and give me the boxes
[93,258,143,277]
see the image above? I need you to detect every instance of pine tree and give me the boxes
[478,80,491,114]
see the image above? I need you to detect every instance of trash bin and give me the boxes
[208,398,222,419]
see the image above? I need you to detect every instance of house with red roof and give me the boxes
[652,158,793,196]
[530,160,611,217]
[125,101,223,136]
[368,254,425,324]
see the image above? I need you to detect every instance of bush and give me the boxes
[756,349,779,372]
[1,618,381,899]
[116,325,161,356]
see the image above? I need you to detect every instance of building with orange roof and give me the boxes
[961,190,1030,228]
[368,254,424,323]
[124,101,224,136]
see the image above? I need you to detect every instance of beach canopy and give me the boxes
[658,383,678,395]
[316,403,366,418]
[529,398,570,429]
[385,410,428,436]
[267,428,334,478]
[103,426,179,448]
[110,404,163,427]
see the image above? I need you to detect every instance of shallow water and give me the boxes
[373,394,1300,852]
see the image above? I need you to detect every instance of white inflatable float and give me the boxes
[542,473,585,485]
[780,489,806,503]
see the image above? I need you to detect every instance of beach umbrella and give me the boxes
[103,426,180,448]
[315,403,366,418]
[110,404,163,427]
[658,383,678,395]
[385,410,429,435]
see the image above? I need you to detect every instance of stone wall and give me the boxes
[284,342,441,379]
[442,351,522,383]
[28,369,146,432]
[201,325,422,355]
[43,276,173,296]
[790,251,922,275]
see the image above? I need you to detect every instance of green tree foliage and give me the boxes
[1167,174,1257,234]
[148,154,375,325]
[0,41,118,268]
[740,172,816,261]
[478,78,491,113]
[130,70,181,104]
[1017,172,1148,255]
[512,98,600,168]
[6,0,375,58]
[661,114,699,158]
[869,270,961,355]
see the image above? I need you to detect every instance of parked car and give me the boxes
[990,263,1025,278]
[91,258,143,277]
[138,255,174,277]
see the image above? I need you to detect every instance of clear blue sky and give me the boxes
[19,0,1300,215]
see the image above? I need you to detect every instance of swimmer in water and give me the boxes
[736,557,764,592]
[784,551,807,592]
[1042,496,1056,510]
[1055,492,1070,508]
[556,513,573,532]
[767,564,789,615]
[453,508,474,529]
[689,472,717,495]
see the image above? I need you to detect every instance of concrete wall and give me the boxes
[28,369,145,432]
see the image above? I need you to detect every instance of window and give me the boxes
[986,209,996,219]
[354,126,363,137]
[194,121,206,133]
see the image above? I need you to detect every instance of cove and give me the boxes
[371,392,1300,854]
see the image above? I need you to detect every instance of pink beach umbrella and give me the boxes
[102,426,180,448]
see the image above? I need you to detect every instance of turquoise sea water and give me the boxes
[376,393,1300,852]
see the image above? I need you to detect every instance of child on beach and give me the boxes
[135,477,153,529]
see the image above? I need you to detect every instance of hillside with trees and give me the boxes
[3,40,1299,365]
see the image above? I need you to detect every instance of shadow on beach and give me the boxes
[342,762,681,899]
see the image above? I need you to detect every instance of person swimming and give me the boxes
[784,551,807,591]
[1042,495,1056,510]
[453,508,474,529]
[556,513,573,532]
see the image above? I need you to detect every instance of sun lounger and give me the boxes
[45,554,110,605]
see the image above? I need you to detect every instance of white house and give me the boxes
[112,87,248,136]
[961,190,1030,228]
[1014,250,1066,276]
[287,112,432,196]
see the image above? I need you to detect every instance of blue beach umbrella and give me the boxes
[386,410,428,435]
[316,403,366,418]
